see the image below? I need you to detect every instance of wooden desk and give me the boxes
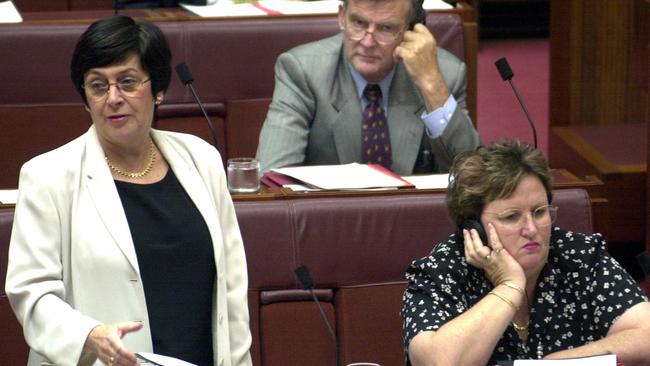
[550,124,646,243]
[231,168,609,236]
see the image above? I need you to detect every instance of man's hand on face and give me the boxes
[394,23,450,111]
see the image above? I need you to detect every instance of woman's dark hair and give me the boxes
[70,15,171,105]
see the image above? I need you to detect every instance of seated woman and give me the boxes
[401,140,650,365]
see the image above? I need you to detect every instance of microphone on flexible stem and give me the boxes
[636,251,650,277]
[174,62,219,150]
[294,265,340,366]
[495,57,538,149]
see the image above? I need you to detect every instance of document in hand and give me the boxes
[271,163,415,190]
[512,353,617,365]
[136,352,198,366]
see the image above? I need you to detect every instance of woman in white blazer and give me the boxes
[5,16,252,366]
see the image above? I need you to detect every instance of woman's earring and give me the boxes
[155,96,163,105]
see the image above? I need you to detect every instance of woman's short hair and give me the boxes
[446,139,553,228]
[70,15,171,105]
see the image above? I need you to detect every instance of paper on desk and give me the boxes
[181,0,450,17]
[401,174,450,189]
[136,352,197,366]
[0,189,18,204]
[513,353,616,365]
[180,1,266,17]
[256,0,339,15]
[273,163,412,190]
[0,1,22,23]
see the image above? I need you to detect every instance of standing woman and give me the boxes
[5,16,252,366]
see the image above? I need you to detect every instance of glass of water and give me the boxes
[227,157,260,193]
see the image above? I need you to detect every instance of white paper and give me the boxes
[273,163,410,190]
[181,0,451,17]
[0,1,22,23]
[180,1,266,17]
[514,354,616,365]
[256,0,339,14]
[423,0,453,10]
[283,184,319,191]
[136,352,197,366]
[401,174,450,189]
[0,189,18,204]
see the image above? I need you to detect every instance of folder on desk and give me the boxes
[268,163,415,190]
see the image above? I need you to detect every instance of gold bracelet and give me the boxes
[500,281,524,295]
[488,291,520,311]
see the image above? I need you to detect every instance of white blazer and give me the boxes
[5,126,252,366]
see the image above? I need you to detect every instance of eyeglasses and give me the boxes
[82,77,151,99]
[485,205,558,231]
[342,17,404,45]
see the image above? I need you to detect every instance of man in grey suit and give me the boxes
[256,0,481,175]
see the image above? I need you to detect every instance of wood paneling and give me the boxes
[550,0,646,127]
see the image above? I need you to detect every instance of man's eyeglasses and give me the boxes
[83,77,151,99]
[342,17,404,45]
[485,205,558,231]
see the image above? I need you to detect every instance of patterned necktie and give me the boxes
[361,84,392,169]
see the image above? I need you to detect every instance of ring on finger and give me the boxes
[495,248,503,255]
[485,253,492,260]
[109,356,115,366]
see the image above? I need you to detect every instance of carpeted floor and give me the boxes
[476,38,549,155]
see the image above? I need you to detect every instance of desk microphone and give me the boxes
[495,57,538,149]
[294,265,340,366]
[174,62,219,149]
[636,251,650,277]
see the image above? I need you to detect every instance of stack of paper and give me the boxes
[136,352,198,366]
[181,0,452,17]
[264,163,414,190]
[0,1,22,23]
[0,189,18,204]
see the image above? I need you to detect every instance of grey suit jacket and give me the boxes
[256,33,480,175]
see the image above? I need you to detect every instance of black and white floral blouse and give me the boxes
[401,227,648,364]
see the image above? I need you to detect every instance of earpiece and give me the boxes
[459,218,488,245]
[409,0,427,30]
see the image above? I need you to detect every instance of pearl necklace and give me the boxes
[105,141,156,179]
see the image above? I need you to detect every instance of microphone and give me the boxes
[294,265,340,366]
[636,251,650,277]
[495,57,538,149]
[174,62,219,149]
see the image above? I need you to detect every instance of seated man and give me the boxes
[256,0,481,175]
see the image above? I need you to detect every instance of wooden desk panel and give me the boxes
[231,168,609,238]
[549,0,647,128]
[550,124,646,243]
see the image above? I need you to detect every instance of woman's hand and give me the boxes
[82,321,143,366]
[464,223,526,288]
